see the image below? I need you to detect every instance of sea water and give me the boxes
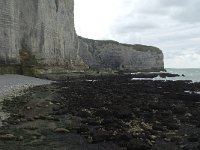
[131,68,200,82]
[165,68,200,82]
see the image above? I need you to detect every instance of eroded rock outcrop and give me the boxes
[78,37,164,72]
[0,0,164,74]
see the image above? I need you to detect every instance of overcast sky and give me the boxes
[74,0,200,68]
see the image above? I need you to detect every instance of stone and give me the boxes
[26,106,31,110]
[54,128,70,133]
[0,134,16,140]
[27,117,34,121]
[113,105,132,118]
[164,138,171,142]
[115,132,133,141]
[152,124,164,131]
[77,109,92,118]
[101,116,117,125]
[197,143,200,150]
[34,115,40,119]
[92,131,109,143]
[94,109,112,117]
[31,136,37,140]
[127,139,151,150]
[149,135,157,140]
[18,136,24,141]
[187,134,199,142]
[87,136,93,143]
[165,122,179,130]
[77,125,89,134]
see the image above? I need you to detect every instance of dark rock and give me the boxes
[181,144,196,150]
[161,110,173,117]
[17,136,24,141]
[2,74,200,149]
[188,134,199,142]
[91,131,110,143]
[94,109,112,117]
[82,118,101,126]
[115,132,133,141]
[165,123,179,130]
[27,118,34,121]
[170,136,182,143]
[197,143,200,150]
[0,134,16,141]
[101,116,117,125]
[152,124,164,131]
[173,105,186,114]
[77,125,89,134]
[113,105,132,118]
[77,110,92,118]
[127,139,151,150]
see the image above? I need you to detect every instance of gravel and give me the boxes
[0,75,52,99]
[0,74,52,126]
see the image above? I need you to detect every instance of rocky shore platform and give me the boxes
[0,74,200,150]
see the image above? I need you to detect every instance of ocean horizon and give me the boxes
[131,68,200,82]
[164,68,200,82]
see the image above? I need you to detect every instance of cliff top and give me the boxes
[79,36,162,53]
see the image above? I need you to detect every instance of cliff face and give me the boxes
[78,37,164,72]
[0,0,83,68]
[0,0,164,74]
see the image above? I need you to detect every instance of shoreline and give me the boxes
[0,74,52,98]
[0,74,199,149]
[0,75,52,127]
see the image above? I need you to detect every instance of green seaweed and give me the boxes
[0,66,37,76]
[0,66,20,74]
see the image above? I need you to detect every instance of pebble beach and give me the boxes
[0,75,52,99]
[0,75,52,126]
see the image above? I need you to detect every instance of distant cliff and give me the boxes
[0,0,164,75]
[78,37,164,72]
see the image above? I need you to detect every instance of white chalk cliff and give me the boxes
[78,37,164,72]
[0,0,164,74]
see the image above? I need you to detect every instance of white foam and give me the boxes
[85,80,97,82]
[131,78,153,80]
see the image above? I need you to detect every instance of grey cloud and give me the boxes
[122,0,200,67]
[112,21,158,34]
[164,50,184,59]
[159,0,191,7]
[173,5,200,23]
[75,0,200,67]
[133,0,200,23]
[157,0,200,23]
